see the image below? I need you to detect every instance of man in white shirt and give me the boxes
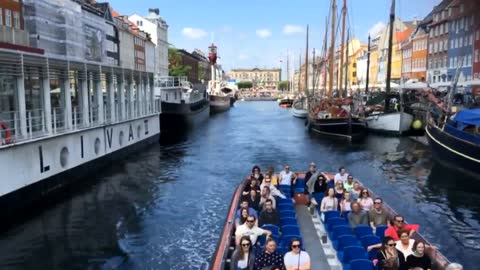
[235,215,271,245]
[278,165,296,186]
[334,166,349,183]
[260,177,286,199]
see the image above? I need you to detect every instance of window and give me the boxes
[448,7,452,17]
[477,30,480,41]
[13,11,20,29]
[439,24,443,35]
[5,9,12,27]
[429,43,433,53]
[469,34,473,46]
[450,40,454,49]
[460,17,464,30]
[137,20,143,27]
[459,37,463,47]
[467,54,472,66]
[475,49,479,63]
[445,22,449,33]
[444,40,448,51]
[460,4,464,13]
[0,8,2,26]
[455,38,458,48]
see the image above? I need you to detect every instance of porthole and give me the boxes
[60,147,69,168]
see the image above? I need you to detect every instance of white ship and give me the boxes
[0,1,164,219]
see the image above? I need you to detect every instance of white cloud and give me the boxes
[182,27,207,39]
[220,25,232,33]
[367,22,386,36]
[256,29,272,39]
[237,54,249,61]
[283,25,304,35]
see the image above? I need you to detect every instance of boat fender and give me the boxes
[0,121,12,145]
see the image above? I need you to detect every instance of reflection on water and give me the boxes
[0,102,478,269]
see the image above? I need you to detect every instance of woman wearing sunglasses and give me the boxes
[376,236,407,270]
[231,236,255,270]
[283,238,310,270]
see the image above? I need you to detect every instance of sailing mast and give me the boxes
[312,48,316,94]
[339,0,347,95]
[385,0,395,112]
[286,49,290,93]
[323,16,328,95]
[328,0,337,98]
[298,53,302,92]
[365,34,371,93]
[344,31,349,94]
[304,25,309,95]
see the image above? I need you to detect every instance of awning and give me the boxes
[454,109,480,128]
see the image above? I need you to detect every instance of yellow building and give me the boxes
[369,49,379,86]
[228,68,281,89]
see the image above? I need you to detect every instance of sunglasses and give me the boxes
[374,202,382,204]
[247,220,255,223]
[395,219,404,223]
[242,243,250,247]
[291,244,300,248]
[362,191,369,194]
[388,243,396,247]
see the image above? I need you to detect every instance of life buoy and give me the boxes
[0,121,12,145]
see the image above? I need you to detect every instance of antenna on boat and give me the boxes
[385,0,395,112]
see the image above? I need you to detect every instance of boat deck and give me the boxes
[295,205,333,270]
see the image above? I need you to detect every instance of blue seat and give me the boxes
[330,225,352,241]
[279,210,296,218]
[312,193,324,205]
[295,178,305,187]
[327,217,348,232]
[294,187,305,193]
[360,235,381,260]
[278,198,293,204]
[342,210,350,222]
[340,246,368,265]
[324,210,340,223]
[354,225,373,238]
[281,225,300,236]
[278,203,295,210]
[280,234,302,249]
[375,225,388,239]
[334,235,361,251]
[278,185,291,193]
[350,259,374,270]
[262,224,280,235]
[280,217,297,226]
[258,233,280,246]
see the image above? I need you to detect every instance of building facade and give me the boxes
[474,18,480,80]
[410,27,428,81]
[0,0,29,47]
[129,8,169,77]
[447,0,474,83]
[177,49,200,84]
[426,0,452,84]
[401,39,413,80]
[228,68,281,89]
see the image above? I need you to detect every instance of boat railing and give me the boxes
[157,76,191,89]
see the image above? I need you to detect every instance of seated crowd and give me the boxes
[231,164,462,270]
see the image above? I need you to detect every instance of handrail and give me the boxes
[210,177,247,270]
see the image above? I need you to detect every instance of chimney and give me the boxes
[413,16,418,26]
[149,8,160,16]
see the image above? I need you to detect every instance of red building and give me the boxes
[0,0,23,30]
[474,17,480,80]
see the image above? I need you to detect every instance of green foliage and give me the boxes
[168,48,191,77]
[278,80,289,90]
[198,64,205,81]
[237,81,253,89]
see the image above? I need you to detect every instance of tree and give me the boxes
[168,48,191,77]
[198,64,205,82]
[278,80,289,91]
[237,81,253,89]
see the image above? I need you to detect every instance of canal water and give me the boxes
[0,101,478,270]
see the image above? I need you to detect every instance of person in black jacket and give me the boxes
[376,236,407,270]
[258,199,280,227]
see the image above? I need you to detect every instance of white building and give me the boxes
[356,50,368,87]
[129,8,169,77]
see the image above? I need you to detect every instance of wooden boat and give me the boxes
[307,98,367,141]
[292,98,308,118]
[210,170,451,270]
[426,109,480,177]
[279,98,294,108]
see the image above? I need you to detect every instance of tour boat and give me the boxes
[279,97,294,108]
[292,98,308,118]
[210,170,451,270]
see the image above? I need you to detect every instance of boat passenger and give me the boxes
[334,166,349,183]
[376,236,407,270]
[344,175,354,192]
[385,215,419,241]
[358,188,374,211]
[251,165,264,184]
[258,199,281,228]
[369,198,391,232]
[320,188,338,212]
[235,207,250,228]
[231,236,255,270]
[248,189,261,212]
[259,186,277,210]
[406,240,432,270]
[340,191,352,214]
[235,215,272,246]
[334,181,345,207]
[312,175,328,195]
[395,230,415,260]
[348,201,368,228]
[254,239,285,270]
[236,200,258,220]
[350,181,362,201]
[243,178,262,199]
[283,238,311,270]
[304,162,318,190]
[260,176,286,199]
[266,167,279,186]
[445,263,463,270]
[278,165,297,197]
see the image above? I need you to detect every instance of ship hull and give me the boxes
[307,115,367,142]
[160,99,210,130]
[209,95,231,114]
[0,115,161,227]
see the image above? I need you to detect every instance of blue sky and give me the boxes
[108,0,440,73]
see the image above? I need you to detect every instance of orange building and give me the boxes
[401,39,413,80]
[410,27,428,81]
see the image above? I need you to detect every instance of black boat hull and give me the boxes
[307,116,367,141]
[160,99,210,131]
[209,95,231,114]
[426,123,480,177]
